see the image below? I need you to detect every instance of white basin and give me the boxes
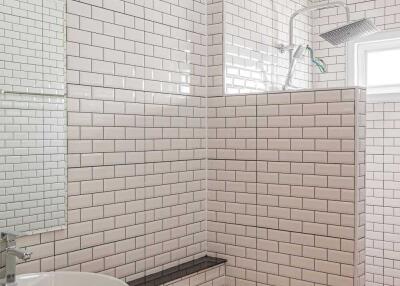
[17,272,128,286]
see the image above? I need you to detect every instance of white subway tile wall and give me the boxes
[142,92,207,276]
[0,93,66,233]
[0,0,382,285]
[207,88,366,286]
[1,0,208,281]
[0,0,65,94]
[207,0,224,97]
[312,0,400,88]
[365,102,384,286]
[365,101,400,286]
[224,0,313,94]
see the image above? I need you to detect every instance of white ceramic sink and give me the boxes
[17,272,128,286]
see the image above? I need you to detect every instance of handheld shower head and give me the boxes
[293,45,306,59]
[320,18,379,46]
[283,45,306,90]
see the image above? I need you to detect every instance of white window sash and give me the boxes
[347,29,400,92]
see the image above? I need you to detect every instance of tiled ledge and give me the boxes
[128,256,226,286]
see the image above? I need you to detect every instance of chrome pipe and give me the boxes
[284,1,350,89]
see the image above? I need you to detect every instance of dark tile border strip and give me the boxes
[128,256,226,286]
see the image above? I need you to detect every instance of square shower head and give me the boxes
[320,18,379,46]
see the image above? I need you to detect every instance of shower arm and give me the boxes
[289,2,350,50]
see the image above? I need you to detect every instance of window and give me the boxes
[367,48,400,89]
[348,30,400,97]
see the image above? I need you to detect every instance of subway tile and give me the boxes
[2,0,371,282]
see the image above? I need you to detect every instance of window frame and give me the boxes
[347,29,400,99]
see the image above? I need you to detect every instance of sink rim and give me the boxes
[17,271,128,286]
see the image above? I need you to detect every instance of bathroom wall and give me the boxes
[311,0,400,283]
[365,101,400,286]
[224,0,313,94]
[312,0,400,88]
[0,1,377,286]
[207,0,224,97]
[2,0,208,282]
[207,87,366,286]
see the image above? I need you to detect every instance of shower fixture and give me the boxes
[285,45,307,90]
[320,18,379,46]
[278,1,379,90]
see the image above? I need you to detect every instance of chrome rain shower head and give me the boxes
[320,18,379,46]
[280,1,379,90]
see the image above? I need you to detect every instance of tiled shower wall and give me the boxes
[207,88,366,286]
[365,101,400,286]
[207,0,224,97]
[365,102,384,286]
[224,0,313,94]
[0,1,373,286]
[220,0,400,92]
[1,0,208,282]
[356,89,366,286]
[312,0,400,88]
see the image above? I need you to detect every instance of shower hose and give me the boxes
[306,45,327,73]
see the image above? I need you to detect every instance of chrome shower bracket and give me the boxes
[276,44,295,54]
